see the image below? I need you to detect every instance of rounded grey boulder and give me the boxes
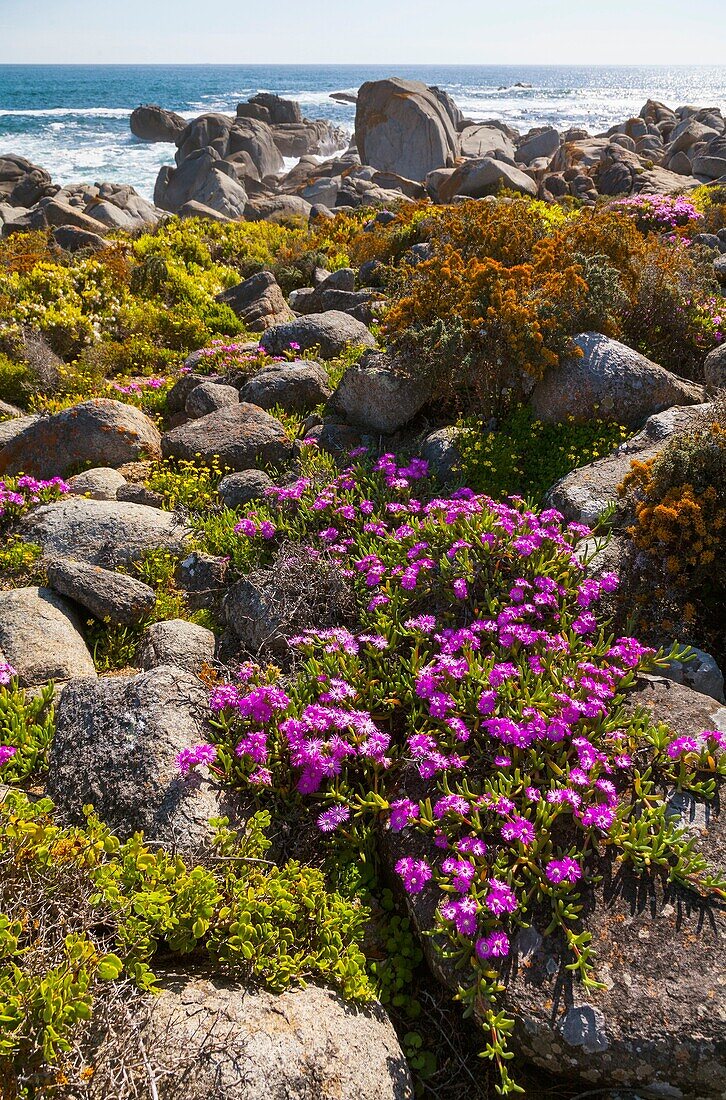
[21,497,190,568]
[45,557,156,626]
[239,361,332,412]
[66,467,127,501]
[48,665,225,848]
[530,333,705,426]
[184,380,240,419]
[218,468,274,508]
[334,352,431,433]
[0,586,96,687]
[259,311,376,360]
[139,619,216,675]
[162,403,293,471]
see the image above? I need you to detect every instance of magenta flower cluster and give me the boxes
[0,475,69,521]
[176,449,723,1003]
[611,192,702,231]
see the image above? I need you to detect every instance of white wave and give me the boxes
[0,106,133,118]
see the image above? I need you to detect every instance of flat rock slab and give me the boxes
[0,399,161,478]
[162,403,293,471]
[48,665,225,849]
[547,403,712,525]
[0,586,96,687]
[22,497,190,568]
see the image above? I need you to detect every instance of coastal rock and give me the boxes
[243,194,312,222]
[516,126,561,164]
[45,557,156,626]
[139,619,216,675]
[259,311,376,359]
[334,351,431,433]
[130,104,187,143]
[227,118,284,179]
[155,148,248,218]
[458,124,516,160]
[21,497,190,568]
[271,120,347,159]
[48,666,226,848]
[93,975,414,1100]
[248,93,302,125]
[0,154,55,207]
[530,333,705,426]
[0,586,96,687]
[546,404,712,524]
[239,361,332,412]
[216,270,294,331]
[355,78,459,182]
[51,225,109,252]
[0,399,162,479]
[161,404,293,471]
[438,158,537,201]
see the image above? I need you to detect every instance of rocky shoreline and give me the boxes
[0,76,725,1100]
[2,77,726,235]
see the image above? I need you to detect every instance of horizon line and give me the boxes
[1,61,725,68]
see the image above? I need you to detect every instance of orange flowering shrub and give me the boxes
[383,199,588,412]
[620,414,726,656]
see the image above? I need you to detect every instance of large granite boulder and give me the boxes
[161,404,293,471]
[48,666,226,849]
[259,311,376,359]
[438,157,537,201]
[22,497,190,568]
[216,270,294,332]
[334,351,431,432]
[227,118,284,179]
[88,974,413,1100]
[530,333,705,426]
[0,586,96,687]
[154,148,248,218]
[130,104,187,143]
[547,403,712,525]
[0,399,162,479]
[355,78,459,181]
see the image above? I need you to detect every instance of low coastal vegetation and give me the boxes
[1,96,725,1099]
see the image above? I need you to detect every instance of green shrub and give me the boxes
[0,793,372,1092]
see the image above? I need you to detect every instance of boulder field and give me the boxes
[3,83,726,232]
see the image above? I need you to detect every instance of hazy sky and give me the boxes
[1,0,725,65]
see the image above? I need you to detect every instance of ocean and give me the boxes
[1,64,725,200]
